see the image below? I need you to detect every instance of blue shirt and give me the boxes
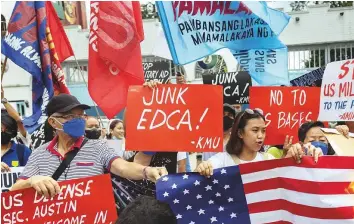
[2,141,31,167]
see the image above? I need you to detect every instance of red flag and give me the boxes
[46,2,74,62]
[46,2,74,95]
[88,1,144,118]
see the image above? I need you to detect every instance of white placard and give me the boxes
[319,59,354,121]
[1,166,25,192]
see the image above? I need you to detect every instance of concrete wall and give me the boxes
[279,4,354,46]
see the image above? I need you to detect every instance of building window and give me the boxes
[62,61,88,85]
[288,42,354,71]
[288,47,326,70]
[329,44,354,62]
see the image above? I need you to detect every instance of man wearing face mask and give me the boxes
[11,94,168,198]
[85,116,102,140]
[1,110,32,172]
[202,104,235,161]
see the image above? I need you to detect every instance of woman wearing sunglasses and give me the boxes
[196,108,323,177]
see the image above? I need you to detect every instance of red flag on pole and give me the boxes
[46,1,74,95]
[88,1,145,118]
[46,2,74,62]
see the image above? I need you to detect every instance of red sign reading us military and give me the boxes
[1,174,117,224]
[126,85,223,152]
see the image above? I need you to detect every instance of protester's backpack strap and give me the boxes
[15,143,26,166]
[52,138,88,181]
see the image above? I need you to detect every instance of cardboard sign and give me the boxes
[322,129,354,156]
[1,167,24,192]
[1,174,117,224]
[126,85,223,152]
[202,71,252,104]
[249,87,321,145]
[291,67,325,87]
[319,59,354,121]
[143,61,171,84]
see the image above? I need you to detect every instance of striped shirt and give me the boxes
[19,136,120,181]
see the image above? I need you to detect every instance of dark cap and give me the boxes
[298,121,325,142]
[47,94,90,117]
[223,103,236,118]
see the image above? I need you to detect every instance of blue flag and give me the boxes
[156,166,251,224]
[233,48,289,86]
[156,1,290,85]
[1,2,53,132]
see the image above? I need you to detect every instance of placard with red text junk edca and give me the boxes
[2,174,117,224]
[126,85,223,152]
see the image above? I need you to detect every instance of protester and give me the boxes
[295,121,337,155]
[223,103,237,119]
[202,104,235,161]
[11,94,167,198]
[107,119,125,140]
[85,116,101,140]
[2,89,32,147]
[268,121,350,158]
[1,110,32,172]
[116,196,177,224]
[196,109,323,177]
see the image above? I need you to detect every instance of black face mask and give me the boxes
[223,116,234,132]
[85,128,101,139]
[1,132,12,145]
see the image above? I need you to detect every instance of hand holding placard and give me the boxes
[126,85,223,152]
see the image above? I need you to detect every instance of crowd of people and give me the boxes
[1,74,352,223]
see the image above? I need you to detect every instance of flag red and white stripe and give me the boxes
[240,156,354,224]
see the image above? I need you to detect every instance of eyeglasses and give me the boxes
[53,114,88,120]
[234,108,264,128]
[244,108,263,115]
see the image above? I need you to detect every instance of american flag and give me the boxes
[156,156,354,224]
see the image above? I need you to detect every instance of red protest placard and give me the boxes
[249,87,321,145]
[1,174,117,224]
[126,84,223,152]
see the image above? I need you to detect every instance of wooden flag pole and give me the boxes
[1,56,8,82]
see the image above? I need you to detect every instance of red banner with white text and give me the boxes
[126,85,223,152]
[1,174,117,224]
[250,87,321,145]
